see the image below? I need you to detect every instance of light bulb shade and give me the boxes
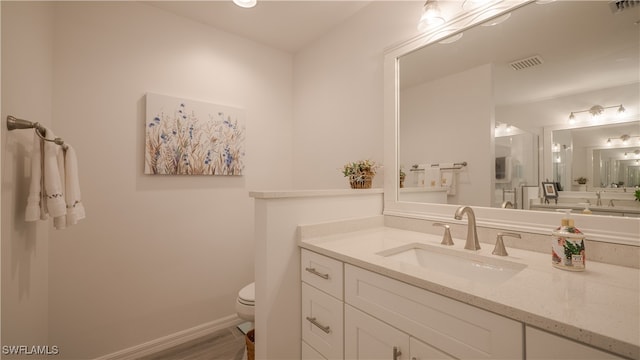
[233,0,257,8]
[418,1,445,30]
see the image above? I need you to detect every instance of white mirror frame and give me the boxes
[383,0,640,246]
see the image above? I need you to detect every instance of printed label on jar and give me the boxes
[552,235,586,271]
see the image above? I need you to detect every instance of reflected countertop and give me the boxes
[530,203,640,215]
[299,224,639,359]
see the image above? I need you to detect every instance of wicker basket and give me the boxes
[245,329,255,360]
[350,175,373,189]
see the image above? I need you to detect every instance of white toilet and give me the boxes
[236,282,255,322]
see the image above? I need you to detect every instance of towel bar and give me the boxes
[7,115,67,149]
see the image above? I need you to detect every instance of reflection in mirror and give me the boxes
[397,0,639,218]
[551,121,640,190]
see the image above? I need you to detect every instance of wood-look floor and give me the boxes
[139,325,247,360]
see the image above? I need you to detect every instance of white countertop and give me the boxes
[530,203,640,215]
[299,226,640,359]
[399,187,448,193]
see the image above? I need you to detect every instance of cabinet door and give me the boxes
[410,337,455,360]
[345,304,410,360]
[526,326,624,360]
[303,340,328,360]
[302,283,344,359]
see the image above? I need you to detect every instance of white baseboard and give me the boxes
[95,314,243,360]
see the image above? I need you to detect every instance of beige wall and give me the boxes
[2,2,294,359]
[292,2,424,190]
[1,2,54,354]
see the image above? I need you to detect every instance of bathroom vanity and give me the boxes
[299,218,639,360]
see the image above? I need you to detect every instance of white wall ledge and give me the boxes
[249,188,383,199]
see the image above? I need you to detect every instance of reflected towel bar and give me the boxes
[409,161,468,171]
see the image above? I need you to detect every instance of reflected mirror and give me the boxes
[550,121,640,191]
[397,0,639,217]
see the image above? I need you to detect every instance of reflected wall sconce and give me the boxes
[233,0,257,8]
[568,104,625,123]
[623,150,640,158]
[606,134,640,146]
[418,0,445,30]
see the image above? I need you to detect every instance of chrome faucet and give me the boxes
[596,191,602,206]
[454,206,481,250]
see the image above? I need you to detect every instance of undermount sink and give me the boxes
[377,243,526,283]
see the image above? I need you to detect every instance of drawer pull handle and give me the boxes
[393,346,402,360]
[306,316,331,334]
[305,267,329,279]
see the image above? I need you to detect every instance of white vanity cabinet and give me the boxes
[301,248,627,360]
[344,264,523,359]
[301,249,344,359]
[526,326,624,360]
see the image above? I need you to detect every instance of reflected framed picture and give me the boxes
[542,181,558,202]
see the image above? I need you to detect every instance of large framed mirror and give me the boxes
[383,0,640,244]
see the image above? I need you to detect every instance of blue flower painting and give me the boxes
[145,93,245,175]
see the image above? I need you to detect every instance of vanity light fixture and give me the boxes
[605,134,640,146]
[567,104,625,123]
[233,0,257,8]
[418,0,445,31]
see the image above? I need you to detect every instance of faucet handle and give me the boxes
[432,223,454,246]
[493,232,521,256]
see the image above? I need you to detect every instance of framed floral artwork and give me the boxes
[144,93,245,175]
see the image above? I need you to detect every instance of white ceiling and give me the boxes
[148,1,372,53]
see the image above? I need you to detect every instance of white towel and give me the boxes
[64,145,85,226]
[53,147,67,229]
[425,167,441,188]
[439,163,456,195]
[25,131,47,221]
[43,128,66,218]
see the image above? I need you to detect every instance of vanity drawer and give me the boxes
[301,249,343,299]
[302,283,344,359]
[345,264,523,359]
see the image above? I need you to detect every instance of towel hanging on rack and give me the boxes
[439,163,456,196]
[9,115,85,228]
[25,131,46,221]
[64,145,86,226]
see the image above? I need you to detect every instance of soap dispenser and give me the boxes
[551,209,586,271]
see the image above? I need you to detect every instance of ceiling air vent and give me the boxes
[609,0,640,13]
[508,55,544,71]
